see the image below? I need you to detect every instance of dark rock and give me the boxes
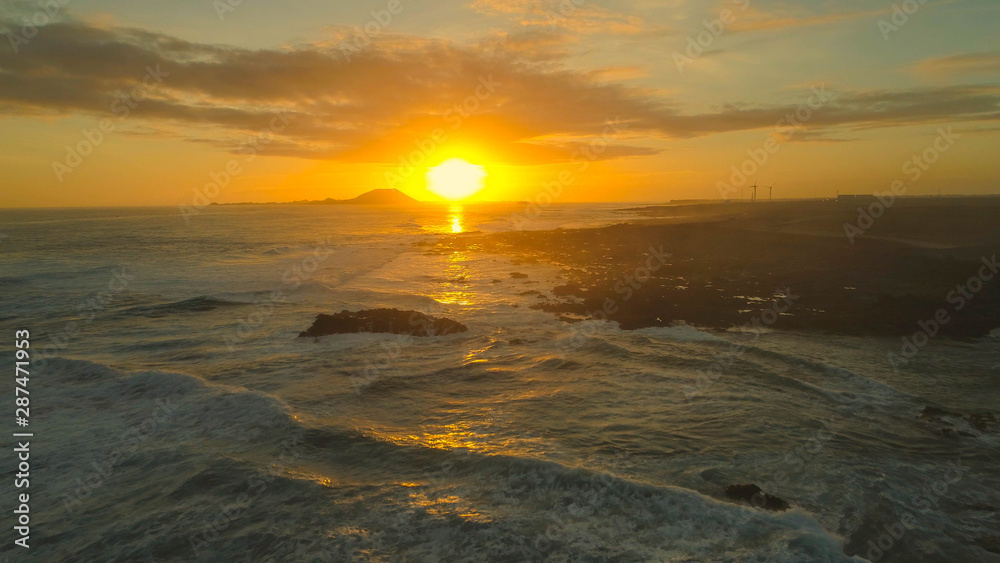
[423,204,1000,337]
[298,308,467,338]
[553,283,585,297]
[976,535,1000,555]
[511,272,529,279]
[725,484,790,511]
[969,413,998,432]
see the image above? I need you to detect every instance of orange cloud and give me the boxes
[469,0,646,34]
[728,5,885,33]
[2,18,999,167]
[913,51,1000,77]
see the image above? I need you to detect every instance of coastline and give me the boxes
[428,198,1000,338]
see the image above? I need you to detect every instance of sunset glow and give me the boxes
[426,159,487,201]
[3,1,1000,560]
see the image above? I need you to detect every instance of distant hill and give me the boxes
[214,189,421,206]
[323,189,420,205]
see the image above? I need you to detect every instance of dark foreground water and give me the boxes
[1,205,997,562]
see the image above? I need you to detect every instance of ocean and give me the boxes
[1,204,997,562]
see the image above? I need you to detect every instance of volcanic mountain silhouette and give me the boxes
[314,189,419,205]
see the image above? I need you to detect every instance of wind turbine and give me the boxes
[768,184,774,200]
[750,181,758,202]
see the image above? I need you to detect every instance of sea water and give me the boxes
[0,204,997,562]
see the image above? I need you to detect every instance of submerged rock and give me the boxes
[298,308,468,338]
[725,484,790,511]
[918,406,996,437]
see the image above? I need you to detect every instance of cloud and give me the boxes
[721,0,965,34]
[727,5,884,33]
[585,65,649,82]
[1,19,998,165]
[775,129,860,143]
[468,0,646,35]
[954,125,1000,135]
[477,29,579,62]
[811,86,1000,131]
[913,51,1000,77]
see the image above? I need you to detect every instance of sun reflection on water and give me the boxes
[449,204,463,233]
[433,250,473,305]
[360,402,551,463]
[368,416,512,454]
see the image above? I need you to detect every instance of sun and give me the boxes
[426,158,487,201]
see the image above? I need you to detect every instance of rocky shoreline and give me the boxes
[425,200,1000,337]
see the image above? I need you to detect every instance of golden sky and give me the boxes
[0,0,998,206]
